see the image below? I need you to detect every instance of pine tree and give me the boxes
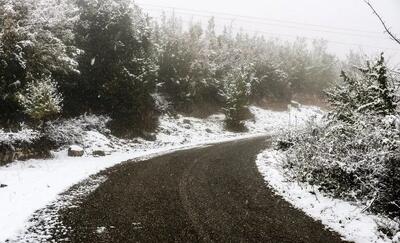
[17,75,62,126]
[359,53,396,115]
[326,53,396,122]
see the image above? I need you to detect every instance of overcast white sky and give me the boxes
[135,0,400,65]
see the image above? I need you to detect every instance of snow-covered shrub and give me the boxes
[17,75,62,124]
[282,54,400,219]
[0,126,55,164]
[45,115,111,147]
[284,115,400,216]
[0,127,40,144]
[221,64,256,131]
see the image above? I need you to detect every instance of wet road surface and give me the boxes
[14,136,347,243]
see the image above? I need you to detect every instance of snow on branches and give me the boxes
[18,75,62,123]
[283,54,400,219]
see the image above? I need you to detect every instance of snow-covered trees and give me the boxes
[326,53,396,122]
[153,15,339,115]
[278,39,337,98]
[221,64,256,131]
[0,0,79,124]
[251,54,291,104]
[75,0,158,135]
[283,54,400,218]
[18,75,62,124]
[1,1,340,135]
[153,16,221,113]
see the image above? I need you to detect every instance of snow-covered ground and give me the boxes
[256,150,400,243]
[0,105,320,242]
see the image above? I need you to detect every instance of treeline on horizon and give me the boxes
[0,0,340,136]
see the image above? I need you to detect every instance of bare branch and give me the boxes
[364,0,400,45]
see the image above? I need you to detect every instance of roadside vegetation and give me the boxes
[271,2,400,240]
[0,0,338,138]
[278,54,400,233]
[1,0,400,241]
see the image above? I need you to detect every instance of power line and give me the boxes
[142,8,400,52]
[224,26,400,51]
[135,2,384,35]
[142,7,390,41]
[156,15,400,52]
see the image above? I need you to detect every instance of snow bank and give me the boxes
[157,105,323,145]
[245,105,323,133]
[156,113,234,144]
[0,105,320,242]
[256,150,400,243]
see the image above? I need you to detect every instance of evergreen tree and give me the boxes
[359,54,396,115]
[154,17,226,113]
[252,58,291,104]
[17,75,62,127]
[75,0,158,135]
[221,64,256,131]
[326,53,396,122]
[0,0,79,125]
[155,17,208,111]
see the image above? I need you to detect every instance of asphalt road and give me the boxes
[17,136,347,243]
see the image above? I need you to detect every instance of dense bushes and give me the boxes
[0,0,79,126]
[153,16,338,127]
[282,54,400,218]
[0,0,339,134]
[45,114,111,147]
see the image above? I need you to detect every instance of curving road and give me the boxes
[17,136,347,242]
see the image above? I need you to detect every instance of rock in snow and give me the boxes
[182,119,192,125]
[92,150,106,157]
[142,132,157,141]
[68,145,84,157]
